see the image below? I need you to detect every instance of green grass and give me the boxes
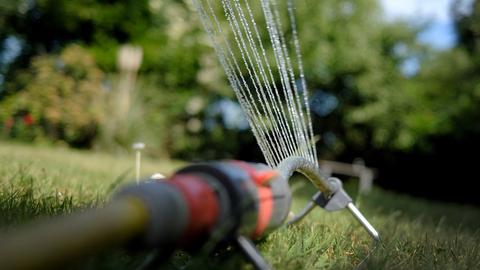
[1,141,479,269]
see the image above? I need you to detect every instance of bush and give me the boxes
[0,45,106,147]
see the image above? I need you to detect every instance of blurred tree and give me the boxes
[0,0,426,160]
[358,0,480,204]
[290,0,423,157]
[455,0,480,55]
[0,0,151,68]
[0,0,230,156]
[396,0,480,145]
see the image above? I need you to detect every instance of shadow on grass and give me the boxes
[291,174,480,233]
[361,188,480,233]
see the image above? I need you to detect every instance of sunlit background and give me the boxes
[1,0,480,205]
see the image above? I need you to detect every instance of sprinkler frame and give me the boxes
[278,157,380,242]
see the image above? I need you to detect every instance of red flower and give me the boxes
[23,114,34,125]
[5,118,14,128]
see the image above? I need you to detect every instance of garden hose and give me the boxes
[0,197,149,270]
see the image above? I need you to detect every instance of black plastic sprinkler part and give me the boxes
[0,157,379,270]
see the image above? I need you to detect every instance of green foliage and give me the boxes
[0,0,152,69]
[375,0,480,152]
[2,0,480,165]
[281,0,423,154]
[287,0,480,157]
[0,45,105,147]
[455,0,480,56]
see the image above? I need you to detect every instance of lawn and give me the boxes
[0,141,479,269]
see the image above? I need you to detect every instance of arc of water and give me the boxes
[192,0,317,168]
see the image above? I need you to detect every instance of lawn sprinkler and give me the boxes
[0,0,383,268]
[0,157,379,270]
